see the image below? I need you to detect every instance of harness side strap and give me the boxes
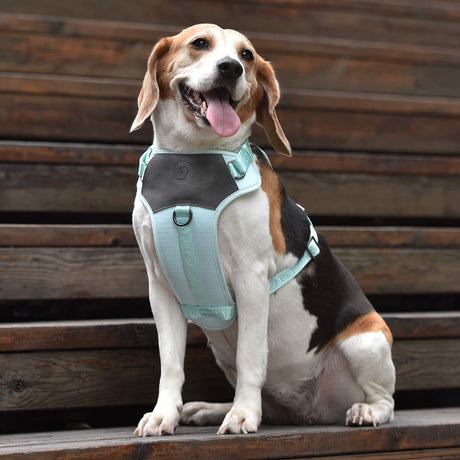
[269,219,320,295]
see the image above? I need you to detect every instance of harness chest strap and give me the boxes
[138,140,320,330]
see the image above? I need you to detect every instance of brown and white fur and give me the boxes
[130,24,395,436]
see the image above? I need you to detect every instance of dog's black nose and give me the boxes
[217,58,243,81]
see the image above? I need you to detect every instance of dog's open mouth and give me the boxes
[180,83,241,137]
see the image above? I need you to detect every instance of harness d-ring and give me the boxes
[173,206,193,227]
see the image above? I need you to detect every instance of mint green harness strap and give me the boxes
[269,218,319,294]
[174,205,210,307]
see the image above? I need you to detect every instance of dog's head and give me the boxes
[130,24,291,155]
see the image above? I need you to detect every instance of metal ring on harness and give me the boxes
[173,208,193,227]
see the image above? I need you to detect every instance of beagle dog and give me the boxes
[131,23,395,436]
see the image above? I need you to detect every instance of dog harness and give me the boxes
[137,140,320,330]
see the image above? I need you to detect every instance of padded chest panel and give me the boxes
[142,153,238,213]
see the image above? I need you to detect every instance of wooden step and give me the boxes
[1,142,459,218]
[2,312,459,352]
[0,408,459,459]
[1,72,460,153]
[2,140,460,176]
[1,13,460,97]
[1,225,459,298]
[2,160,459,217]
[0,314,458,411]
[1,0,460,46]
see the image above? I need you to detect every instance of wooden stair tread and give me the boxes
[0,315,458,411]
[2,140,460,177]
[1,3,460,47]
[1,224,460,248]
[0,408,459,459]
[1,312,459,352]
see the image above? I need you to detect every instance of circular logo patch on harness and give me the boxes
[172,160,192,183]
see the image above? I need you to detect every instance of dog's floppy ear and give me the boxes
[255,59,291,156]
[130,37,171,133]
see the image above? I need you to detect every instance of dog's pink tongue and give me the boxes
[204,90,241,137]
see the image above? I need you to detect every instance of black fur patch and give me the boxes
[301,235,374,352]
[278,182,374,352]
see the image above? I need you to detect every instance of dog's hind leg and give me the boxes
[181,402,232,426]
[340,330,395,427]
[312,329,395,427]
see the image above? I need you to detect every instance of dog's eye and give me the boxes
[240,49,254,61]
[191,38,209,50]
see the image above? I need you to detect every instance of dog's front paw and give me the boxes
[346,403,380,427]
[134,408,180,437]
[217,408,260,435]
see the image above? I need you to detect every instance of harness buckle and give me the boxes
[228,159,246,179]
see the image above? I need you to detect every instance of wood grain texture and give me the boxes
[1,1,460,46]
[0,339,457,411]
[0,313,458,352]
[392,339,460,390]
[318,447,460,460]
[0,408,459,459]
[0,163,137,213]
[0,225,138,247]
[0,245,459,299]
[2,76,460,153]
[2,225,459,248]
[0,347,232,411]
[2,141,460,177]
[282,171,460,218]
[384,313,460,339]
[1,14,459,97]
[335,247,460,294]
[2,163,459,217]
[0,141,143,165]
[0,247,147,299]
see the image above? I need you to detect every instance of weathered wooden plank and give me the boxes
[2,141,460,177]
[2,25,460,97]
[2,163,459,217]
[392,339,460,390]
[0,313,458,352]
[1,0,459,46]
[0,163,137,213]
[0,93,143,144]
[271,151,460,176]
[0,225,138,247]
[321,227,460,249]
[384,313,460,340]
[1,245,459,299]
[318,447,460,460]
[0,247,147,300]
[1,225,459,248]
[272,106,460,154]
[282,171,460,218]
[3,73,460,116]
[0,409,459,459]
[2,79,460,152]
[0,347,232,411]
[335,247,460,295]
[0,320,203,352]
[0,340,457,411]
[0,141,143,165]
